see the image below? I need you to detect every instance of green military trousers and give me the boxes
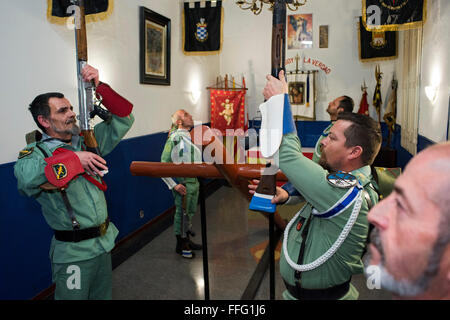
[172,177,199,236]
[52,252,112,300]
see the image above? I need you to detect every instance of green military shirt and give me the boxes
[161,129,202,164]
[278,133,378,299]
[14,113,134,264]
[312,122,333,163]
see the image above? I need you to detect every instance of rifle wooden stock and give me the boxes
[76,0,88,61]
[129,162,288,181]
[271,1,287,78]
[81,129,100,154]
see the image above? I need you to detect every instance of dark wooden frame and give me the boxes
[139,6,171,85]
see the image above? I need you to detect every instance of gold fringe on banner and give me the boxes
[361,0,427,32]
[182,4,224,56]
[46,0,114,25]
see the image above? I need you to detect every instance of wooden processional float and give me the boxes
[129,125,288,231]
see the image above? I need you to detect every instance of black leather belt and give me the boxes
[284,279,351,300]
[54,218,110,243]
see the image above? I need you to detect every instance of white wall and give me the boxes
[0,0,219,164]
[220,0,397,121]
[417,0,450,143]
[1,0,448,164]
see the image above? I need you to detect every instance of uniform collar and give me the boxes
[350,165,372,187]
[41,133,80,151]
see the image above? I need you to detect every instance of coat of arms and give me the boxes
[195,18,208,42]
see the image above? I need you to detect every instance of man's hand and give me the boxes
[263,70,288,100]
[81,64,100,87]
[75,151,108,177]
[174,184,187,196]
[248,179,289,204]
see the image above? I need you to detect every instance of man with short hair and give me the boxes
[161,109,202,259]
[14,64,134,299]
[364,142,450,299]
[251,70,381,300]
[312,95,355,162]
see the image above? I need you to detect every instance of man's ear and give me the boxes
[348,145,363,160]
[37,115,50,130]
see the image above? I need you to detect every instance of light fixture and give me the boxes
[191,89,201,104]
[425,85,438,104]
[236,0,307,15]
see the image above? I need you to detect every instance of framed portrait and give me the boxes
[286,71,316,120]
[139,7,171,85]
[288,82,305,105]
[287,13,313,49]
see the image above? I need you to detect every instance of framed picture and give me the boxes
[288,81,305,105]
[287,13,313,49]
[139,7,171,85]
[286,71,316,120]
[319,25,328,48]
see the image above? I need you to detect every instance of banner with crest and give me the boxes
[47,0,113,24]
[210,89,246,136]
[359,17,397,62]
[183,1,223,55]
[362,0,427,31]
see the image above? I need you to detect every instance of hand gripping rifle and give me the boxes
[71,0,111,155]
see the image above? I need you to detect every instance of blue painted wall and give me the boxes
[0,121,432,299]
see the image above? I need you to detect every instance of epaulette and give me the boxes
[25,130,43,144]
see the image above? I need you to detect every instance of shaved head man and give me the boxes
[364,142,450,299]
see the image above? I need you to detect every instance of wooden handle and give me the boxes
[76,0,88,61]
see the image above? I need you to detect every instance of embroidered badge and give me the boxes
[195,18,208,42]
[326,171,358,189]
[52,163,68,180]
[18,147,34,159]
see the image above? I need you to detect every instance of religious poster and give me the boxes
[286,72,315,120]
[210,89,246,135]
[183,1,223,55]
[287,14,313,49]
[359,16,397,62]
[362,0,427,31]
[47,0,113,24]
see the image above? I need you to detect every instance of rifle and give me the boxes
[71,0,111,155]
[249,0,288,213]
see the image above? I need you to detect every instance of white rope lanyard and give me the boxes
[282,189,363,272]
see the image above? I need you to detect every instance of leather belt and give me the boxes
[284,279,351,300]
[54,218,110,243]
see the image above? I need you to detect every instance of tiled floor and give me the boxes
[112,186,392,300]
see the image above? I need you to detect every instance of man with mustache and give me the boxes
[14,64,134,299]
[364,142,450,299]
[250,70,381,299]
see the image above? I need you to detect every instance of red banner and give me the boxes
[210,89,246,135]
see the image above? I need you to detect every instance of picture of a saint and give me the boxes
[288,82,305,105]
[288,14,313,49]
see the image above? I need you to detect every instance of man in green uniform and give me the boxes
[14,65,134,300]
[161,109,202,259]
[254,70,382,300]
[312,95,354,163]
